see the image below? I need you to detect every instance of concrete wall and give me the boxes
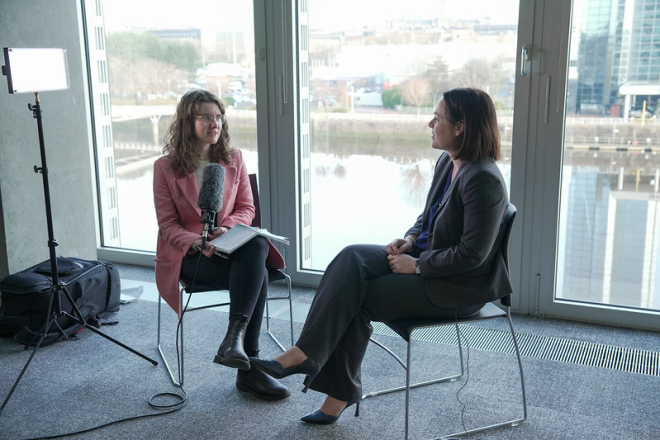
[0,0,98,278]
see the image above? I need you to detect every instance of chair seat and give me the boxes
[180,267,286,294]
[385,302,507,341]
[364,204,527,439]
[179,277,229,294]
[267,268,286,281]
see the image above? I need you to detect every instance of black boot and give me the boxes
[236,352,291,401]
[214,315,250,371]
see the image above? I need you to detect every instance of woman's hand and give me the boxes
[188,237,216,258]
[387,253,416,274]
[188,238,203,254]
[188,227,228,258]
[386,236,415,255]
[208,226,228,240]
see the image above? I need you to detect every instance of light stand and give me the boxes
[0,48,158,417]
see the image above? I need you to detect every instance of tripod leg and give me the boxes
[60,311,157,365]
[57,284,159,366]
[0,289,60,417]
[1,98,157,419]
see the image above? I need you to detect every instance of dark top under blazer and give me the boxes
[406,152,512,308]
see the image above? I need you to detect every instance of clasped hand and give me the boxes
[386,237,416,274]
[188,226,228,257]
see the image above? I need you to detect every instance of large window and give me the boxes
[87,0,258,252]
[85,0,660,329]
[556,0,660,310]
[300,0,520,270]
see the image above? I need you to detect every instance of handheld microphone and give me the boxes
[197,163,225,247]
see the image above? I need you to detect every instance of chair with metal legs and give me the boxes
[362,203,527,439]
[156,174,295,386]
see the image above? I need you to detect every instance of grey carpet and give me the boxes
[0,265,659,439]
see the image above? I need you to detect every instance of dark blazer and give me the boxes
[406,152,512,308]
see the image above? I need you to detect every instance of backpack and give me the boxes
[0,257,120,346]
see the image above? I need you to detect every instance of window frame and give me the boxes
[88,0,660,330]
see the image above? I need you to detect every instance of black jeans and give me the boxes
[296,244,484,403]
[181,235,269,355]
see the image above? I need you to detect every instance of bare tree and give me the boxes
[311,78,350,110]
[108,56,189,99]
[107,56,137,97]
[402,76,431,114]
[450,57,507,99]
[452,58,491,89]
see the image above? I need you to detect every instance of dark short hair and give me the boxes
[442,87,500,162]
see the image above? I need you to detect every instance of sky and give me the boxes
[103,1,254,31]
[103,0,520,32]
[309,0,519,30]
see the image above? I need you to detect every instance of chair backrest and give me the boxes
[247,174,286,281]
[501,203,517,269]
[500,203,517,307]
[248,174,262,229]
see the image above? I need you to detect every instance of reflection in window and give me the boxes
[303,0,519,270]
[558,0,660,310]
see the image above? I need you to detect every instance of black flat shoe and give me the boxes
[249,357,321,392]
[236,368,291,401]
[301,401,360,425]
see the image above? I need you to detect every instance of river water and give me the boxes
[114,150,660,310]
[114,149,512,269]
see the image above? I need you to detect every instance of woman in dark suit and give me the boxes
[251,87,511,422]
[154,89,289,401]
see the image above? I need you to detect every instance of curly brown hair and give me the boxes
[163,89,234,174]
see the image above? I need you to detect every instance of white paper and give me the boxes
[209,223,289,254]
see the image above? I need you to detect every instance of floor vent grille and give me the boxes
[370,321,660,377]
[209,296,660,377]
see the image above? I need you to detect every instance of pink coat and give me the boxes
[153,149,284,316]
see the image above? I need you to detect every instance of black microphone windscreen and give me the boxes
[198,163,225,212]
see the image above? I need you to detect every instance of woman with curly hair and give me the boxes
[153,89,289,401]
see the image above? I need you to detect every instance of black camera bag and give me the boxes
[0,257,120,346]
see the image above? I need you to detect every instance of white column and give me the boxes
[85,0,121,247]
[641,199,659,308]
[602,195,617,304]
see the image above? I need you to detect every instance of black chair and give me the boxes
[156,174,294,387]
[362,203,527,439]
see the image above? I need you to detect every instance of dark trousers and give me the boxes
[181,235,269,355]
[296,244,483,403]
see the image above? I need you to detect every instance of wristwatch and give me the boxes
[414,259,421,275]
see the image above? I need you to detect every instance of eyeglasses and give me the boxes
[195,114,224,125]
